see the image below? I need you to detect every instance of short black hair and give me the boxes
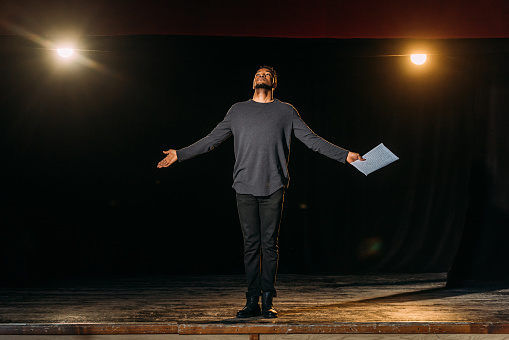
[257,65,277,87]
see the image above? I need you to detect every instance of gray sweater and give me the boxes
[176,99,349,196]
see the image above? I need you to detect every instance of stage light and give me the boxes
[57,48,74,58]
[410,54,427,65]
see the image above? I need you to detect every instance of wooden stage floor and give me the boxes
[1,273,509,337]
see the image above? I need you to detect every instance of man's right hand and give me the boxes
[157,149,178,168]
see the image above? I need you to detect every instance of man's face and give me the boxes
[253,68,276,90]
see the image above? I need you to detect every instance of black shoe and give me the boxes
[261,291,278,318]
[236,294,261,318]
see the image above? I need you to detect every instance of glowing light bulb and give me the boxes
[57,48,74,58]
[410,54,427,65]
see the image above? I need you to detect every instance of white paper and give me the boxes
[351,143,399,176]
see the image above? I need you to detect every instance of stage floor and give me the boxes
[1,273,509,336]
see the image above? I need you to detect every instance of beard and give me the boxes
[254,83,272,90]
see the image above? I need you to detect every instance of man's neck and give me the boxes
[252,89,274,103]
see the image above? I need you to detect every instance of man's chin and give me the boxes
[255,84,272,90]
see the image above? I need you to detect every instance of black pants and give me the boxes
[236,188,285,297]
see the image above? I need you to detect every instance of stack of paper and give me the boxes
[351,143,399,176]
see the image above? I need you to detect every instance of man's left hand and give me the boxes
[347,152,366,164]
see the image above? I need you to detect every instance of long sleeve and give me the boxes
[174,99,348,196]
[176,113,232,162]
[292,109,349,163]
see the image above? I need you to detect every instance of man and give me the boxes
[157,66,365,318]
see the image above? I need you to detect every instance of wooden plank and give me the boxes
[430,323,509,334]
[0,323,178,335]
[178,323,509,335]
[2,273,509,337]
[2,322,509,335]
[2,335,509,340]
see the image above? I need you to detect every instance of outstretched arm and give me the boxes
[156,108,234,169]
[292,109,365,164]
[157,149,178,168]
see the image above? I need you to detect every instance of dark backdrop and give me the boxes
[1,0,508,38]
[1,36,508,286]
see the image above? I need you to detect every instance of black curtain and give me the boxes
[447,45,509,286]
[1,36,508,286]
